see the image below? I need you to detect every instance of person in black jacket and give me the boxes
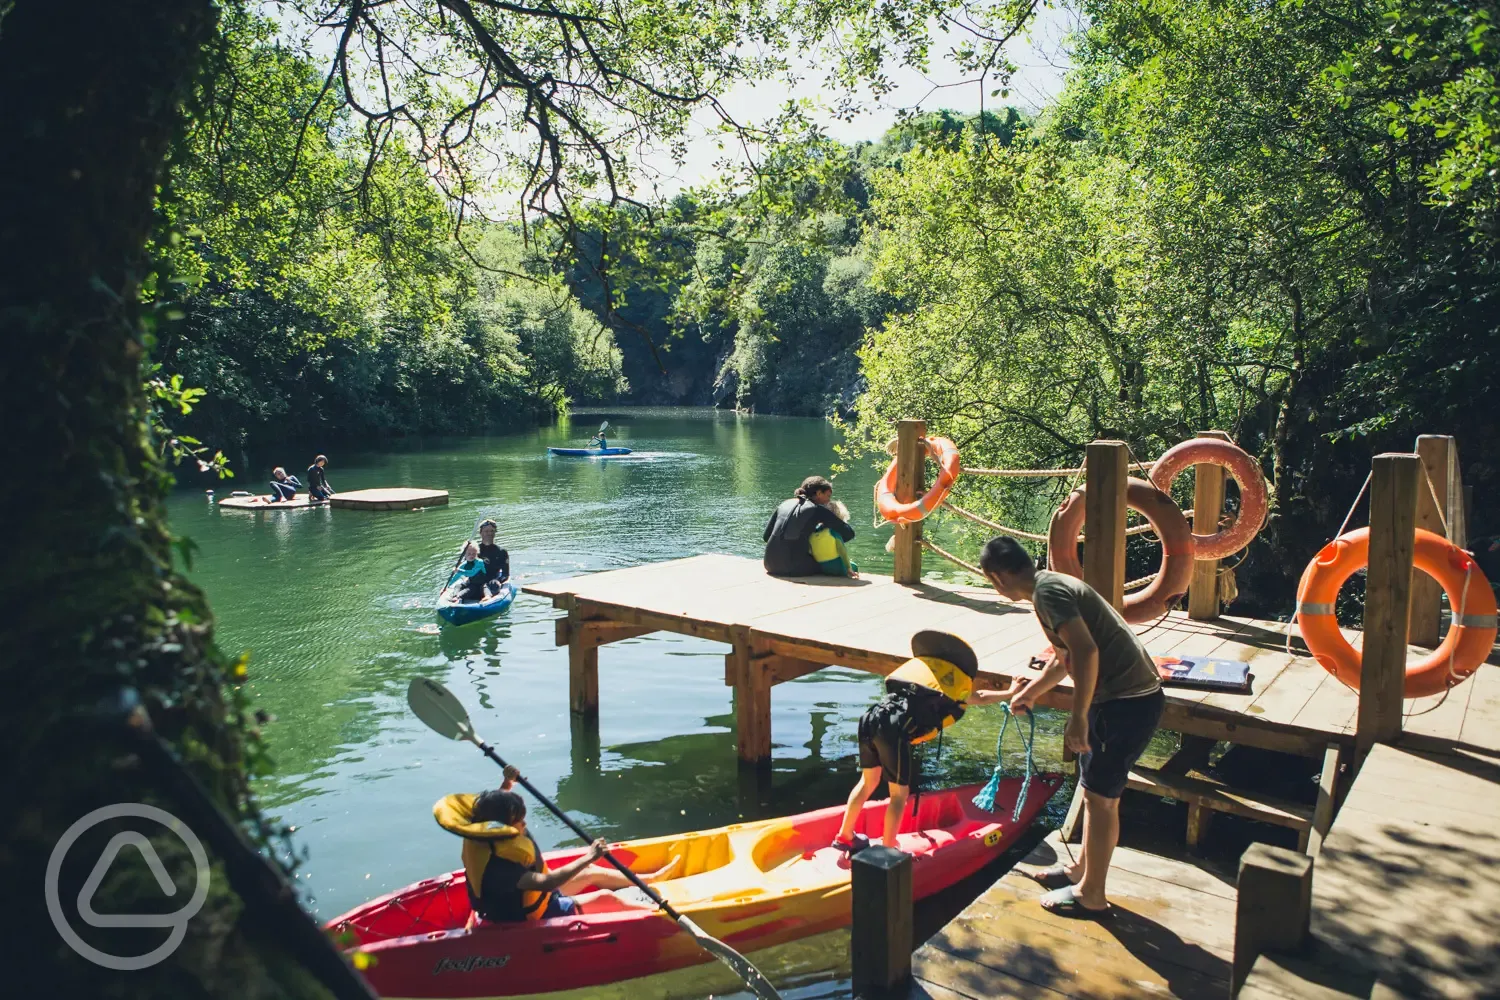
[477,519,510,594]
[763,476,856,577]
[306,454,334,501]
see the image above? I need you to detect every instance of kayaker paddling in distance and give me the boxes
[763,475,857,577]
[833,631,1009,853]
[436,764,679,926]
[979,536,1166,919]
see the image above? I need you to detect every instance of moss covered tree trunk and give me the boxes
[0,2,335,994]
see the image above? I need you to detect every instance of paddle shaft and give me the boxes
[472,739,683,921]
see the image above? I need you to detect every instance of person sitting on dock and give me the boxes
[979,536,1165,920]
[763,475,856,577]
[833,631,1007,854]
[477,519,510,593]
[306,454,334,502]
[435,765,678,925]
[267,467,301,502]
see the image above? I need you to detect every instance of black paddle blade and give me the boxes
[407,678,477,743]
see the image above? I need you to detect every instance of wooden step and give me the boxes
[1127,765,1314,832]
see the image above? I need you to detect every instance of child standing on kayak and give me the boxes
[834,631,1007,853]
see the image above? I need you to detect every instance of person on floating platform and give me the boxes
[476,519,510,594]
[763,475,856,577]
[447,542,491,603]
[267,466,302,502]
[436,764,679,926]
[980,535,1165,921]
[306,454,334,502]
[833,631,1007,854]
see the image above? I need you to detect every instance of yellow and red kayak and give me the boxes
[328,775,1062,998]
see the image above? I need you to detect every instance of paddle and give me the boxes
[406,678,784,1000]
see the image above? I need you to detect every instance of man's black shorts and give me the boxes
[857,705,914,787]
[1080,689,1165,799]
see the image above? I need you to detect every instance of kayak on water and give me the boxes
[327,775,1062,998]
[437,580,517,626]
[546,446,633,457]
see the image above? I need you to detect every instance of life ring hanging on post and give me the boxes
[1149,437,1269,559]
[876,436,961,525]
[1048,480,1195,624]
[1296,527,1497,698]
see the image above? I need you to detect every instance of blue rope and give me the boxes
[971,703,1036,823]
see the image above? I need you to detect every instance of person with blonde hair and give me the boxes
[762,475,856,577]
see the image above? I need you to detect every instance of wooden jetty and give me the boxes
[529,421,1494,999]
[216,494,322,510]
[328,487,448,510]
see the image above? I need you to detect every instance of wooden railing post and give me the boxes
[566,607,599,718]
[1233,843,1312,994]
[728,627,772,765]
[1356,453,1420,759]
[851,845,913,997]
[1189,430,1234,620]
[892,418,926,585]
[1085,440,1129,610]
[1410,435,1457,647]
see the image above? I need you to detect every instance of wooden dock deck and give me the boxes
[328,487,448,509]
[907,829,1236,999]
[523,554,1500,764]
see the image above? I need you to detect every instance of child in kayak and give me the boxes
[833,631,1007,854]
[436,765,679,925]
[446,542,491,603]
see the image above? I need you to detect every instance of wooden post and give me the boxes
[1085,440,1129,610]
[1189,430,1234,620]
[729,628,772,765]
[567,609,599,718]
[892,419,926,585]
[1233,843,1313,994]
[1409,435,1455,648]
[1356,453,1420,760]
[851,846,913,997]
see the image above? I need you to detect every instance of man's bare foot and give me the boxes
[642,856,681,883]
[1027,863,1082,889]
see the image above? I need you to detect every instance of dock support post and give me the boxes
[1233,843,1312,995]
[1085,440,1129,610]
[566,608,599,718]
[1409,434,1456,647]
[1356,452,1420,761]
[1189,430,1233,620]
[729,627,772,765]
[893,418,926,585]
[851,846,912,997]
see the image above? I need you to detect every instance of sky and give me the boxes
[636,3,1080,196]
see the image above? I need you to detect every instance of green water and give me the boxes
[170,408,1076,997]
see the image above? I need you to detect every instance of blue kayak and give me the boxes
[437,580,517,626]
[547,446,632,457]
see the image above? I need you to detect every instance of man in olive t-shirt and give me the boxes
[980,536,1165,920]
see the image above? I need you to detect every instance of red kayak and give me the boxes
[328,775,1062,998]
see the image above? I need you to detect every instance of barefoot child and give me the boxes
[833,631,1007,853]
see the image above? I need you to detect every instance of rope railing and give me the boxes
[940,501,1188,543]
[920,539,985,578]
[960,461,1157,478]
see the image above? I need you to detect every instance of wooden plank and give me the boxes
[731,629,772,764]
[1457,663,1500,750]
[328,487,448,509]
[1233,844,1312,994]
[1400,665,1474,746]
[1357,453,1421,757]
[1125,767,1312,831]
[567,608,599,717]
[893,418,926,584]
[1303,743,1341,857]
[1085,440,1129,609]
[215,494,322,510]
[1189,430,1233,620]
[1410,435,1455,647]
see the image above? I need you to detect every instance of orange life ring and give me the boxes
[1048,479,1195,624]
[1296,527,1497,698]
[1149,437,1268,559]
[875,437,961,525]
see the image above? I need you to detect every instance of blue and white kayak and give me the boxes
[546,446,632,457]
[436,580,517,626]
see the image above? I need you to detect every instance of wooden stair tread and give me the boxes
[1127,765,1313,830]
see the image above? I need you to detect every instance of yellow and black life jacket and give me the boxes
[434,793,551,921]
[884,655,974,744]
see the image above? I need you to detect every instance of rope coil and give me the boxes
[973,703,1036,822]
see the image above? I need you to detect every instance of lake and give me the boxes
[169,407,1077,998]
